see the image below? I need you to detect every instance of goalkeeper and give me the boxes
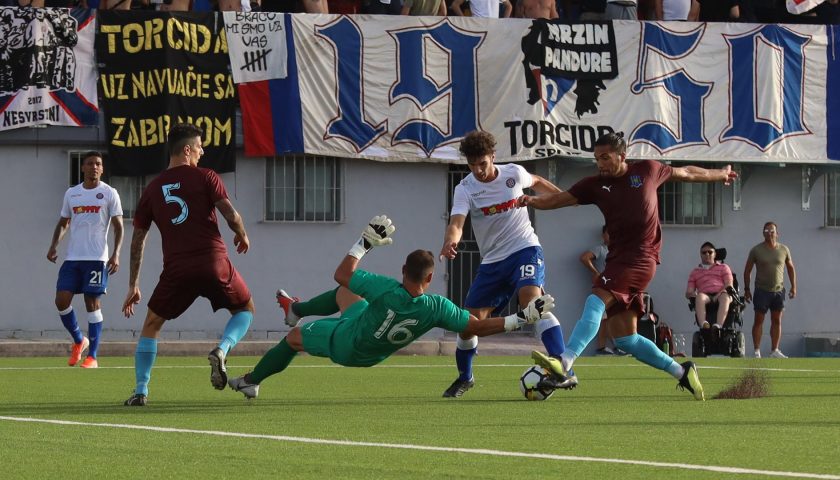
[228,215,555,399]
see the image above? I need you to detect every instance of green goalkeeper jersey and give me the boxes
[339,269,470,366]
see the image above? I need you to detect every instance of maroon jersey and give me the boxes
[569,160,672,264]
[134,165,228,267]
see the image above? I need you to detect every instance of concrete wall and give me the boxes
[1,138,838,356]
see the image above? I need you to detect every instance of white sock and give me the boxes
[559,351,576,372]
[667,362,684,379]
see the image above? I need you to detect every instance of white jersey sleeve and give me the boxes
[515,164,534,190]
[60,188,72,218]
[451,184,470,217]
[109,185,124,218]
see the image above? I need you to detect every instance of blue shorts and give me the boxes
[464,246,545,315]
[56,260,108,296]
[753,287,785,313]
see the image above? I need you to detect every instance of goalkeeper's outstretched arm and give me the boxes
[334,215,396,287]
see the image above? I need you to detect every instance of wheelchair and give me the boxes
[688,248,747,358]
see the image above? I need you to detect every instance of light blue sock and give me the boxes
[134,337,157,396]
[218,311,253,355]
[536,314,565,358]
[614,333,679,374]
[566,295,606,356]
[59,307,83,344]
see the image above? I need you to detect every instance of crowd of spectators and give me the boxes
[2,0,838,25]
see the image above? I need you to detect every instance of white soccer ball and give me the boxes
[519,366,555,401]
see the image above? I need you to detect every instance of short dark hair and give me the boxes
[594,131,626,155]
[459,131,496,160]
[81,151,102,165]
[701,241,716,251]
[168,123,203,157]
[404,249,435,283]
[763,221,777,231]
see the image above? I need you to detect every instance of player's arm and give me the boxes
[215,198,249,254]
[108,215,124,274]
[517,191,578,210]
[530,174,562,195]
[440,214,466,260]
[335,215,396,287]
[460,294,555,337]
[46,217,70,263]
[122,227,149,317]
[742,257,755,303]
[786,257,796,299]
[670,165,737,185]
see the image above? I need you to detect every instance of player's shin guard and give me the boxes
[87,310,103,359]
[134,337,157,396]
[59,306,83,344]
[250,338,297,384]
[294,288,340,317]
[219,311,253,355]
[614,334,676,373]
[536,313,565,358]
[455,335,478,381]
[565,295,606,357]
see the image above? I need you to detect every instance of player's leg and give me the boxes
[79,261,109,368]
[206,262,253,389]
[124,308,167,406]
[442,307,486,398]
[55,262,87,365]
[609,309,704,401]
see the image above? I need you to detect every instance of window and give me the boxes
[68,151,146,219]
[658,164,719,226]
[265,155,343,222]
[827,171,840,227]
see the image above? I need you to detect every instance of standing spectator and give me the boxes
[453,0,513,17]
[743,222,796,359]
[698,0,739,20]
[579,0,608,19]
[580,226,623,355]
[402,0,446,14]
[363,0,404,14]
[516,0,559,17]
[47,151,123,369]
[685,242,734,329]
[655,0,700,19]
[605,0,638,19]
[122,123,255,406]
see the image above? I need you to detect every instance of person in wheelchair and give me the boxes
[685,242,735,330]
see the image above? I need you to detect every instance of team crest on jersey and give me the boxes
[629,175,643,188]
[96,193,104,199]
[506,178,515,188]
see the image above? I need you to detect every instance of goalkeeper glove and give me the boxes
[504,294,555,332]
[348,215,396,259]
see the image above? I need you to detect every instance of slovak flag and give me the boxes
[232,14,303,156]
[786,0,826,14]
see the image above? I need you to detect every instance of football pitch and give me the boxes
[1,355,839,479]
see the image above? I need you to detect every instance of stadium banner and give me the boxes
[242,15,839,164]
[222,12,288,84]
[0,8,98,132]
[96,11,236,176]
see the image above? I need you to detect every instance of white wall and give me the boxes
[1,142,838,355]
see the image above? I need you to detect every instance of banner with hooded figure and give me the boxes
[96,11,236,176]
[0,8,98,131]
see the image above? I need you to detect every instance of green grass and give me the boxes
[1,355,839,479]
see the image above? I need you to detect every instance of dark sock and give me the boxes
[294,288,340,317]
[249,338,298,384]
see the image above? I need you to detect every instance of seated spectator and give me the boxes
[515,0,559,18]
[401,0,446,15]
[452,0,512,17]
[698,0,738,21]
[685,241,733,329]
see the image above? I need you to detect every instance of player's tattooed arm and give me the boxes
[215,198,249,254]
[109,215,124,274]
[128,227,148,288]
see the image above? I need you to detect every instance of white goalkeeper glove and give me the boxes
[504,294,555,332]
[348,215,396,259]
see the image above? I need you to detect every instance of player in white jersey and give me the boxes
[439,130,575,397]
[47,152,123,369]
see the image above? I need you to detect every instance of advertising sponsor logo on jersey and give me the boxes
[480,198,517,216]
[73,205,102,214]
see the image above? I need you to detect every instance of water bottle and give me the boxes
[662,339,670,356]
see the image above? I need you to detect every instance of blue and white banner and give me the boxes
[248,16,840,164]
[0,8,98,131]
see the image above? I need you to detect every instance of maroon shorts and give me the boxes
[593,257,657,318]
[147,256,251,320]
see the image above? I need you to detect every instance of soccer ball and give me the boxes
[519,366,555,401]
